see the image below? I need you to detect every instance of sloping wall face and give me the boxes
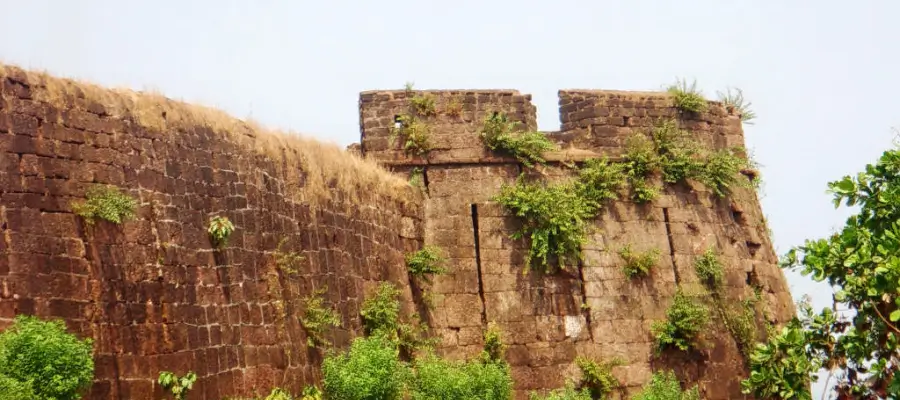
[0,67,423,399]
[359,89,797,399]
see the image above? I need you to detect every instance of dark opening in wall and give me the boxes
[394,115,403,129]
[470,204,488,326]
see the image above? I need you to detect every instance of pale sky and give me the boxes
[2,1,898,397]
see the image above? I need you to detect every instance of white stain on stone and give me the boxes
[564,315,584,339]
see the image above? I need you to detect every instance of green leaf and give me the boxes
[890,309,900,322]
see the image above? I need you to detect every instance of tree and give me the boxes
[743,148,900,399]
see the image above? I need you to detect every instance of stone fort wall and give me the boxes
[0,61,797,400]
[358,88,796,399]
[0,65,424,399]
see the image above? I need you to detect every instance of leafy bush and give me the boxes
[158,371,197,400]
[263,387,294,400]
[651,290,710,352]
[632,371,700,400]
[0,315,94,400]
[696,147,754,197]
[299,386,323,400]
[406,246,448,281]
[409,93,437,117]
[71,184,137,225]
[321,336,409,400]
[666,78,708,114]
[741,307,821,399]
[494,178,596,273]
[208,215,235,248]
[443,96,463,117]
[299,286,341,348]
[693,248,724,290]
[360,282,403,337]
[409,354,513,400]
[0,374,36,400]
[619,245,660,279]
[574,158,626,207]
[479,322,507,364]
[275,237,304,276]
[717,87,756,124]
[390,114,433,156]
[480,112,557,168]
[723,297,760,357]
[528,382,591,400]
[575,356,621,398]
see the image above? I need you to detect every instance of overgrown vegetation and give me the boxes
[632,371,700,400]
[717,87,757,124]
[619,244,661,279]
[208,215,235,248]
[693,247,724,290]
[360,282,434,357]
[743,146,900,398]
[574,356,621,398]
[390,83,438,157]
[444,96,463,117]
[321,336,409,400]
[406,246,448,282]
[71,184,137,225]
[409,354,513,400]
[722,296,761,357]
[299,286,342,348]
[0,315,94,400]
[275,237,304,276]
[480,112,557,167]
[651,290,710,352]
[666,78,708,114]
[409,167,425,188]
[479,322,507,364]
[158,371,197,400]
[528,383,591,400]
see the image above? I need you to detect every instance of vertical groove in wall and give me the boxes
[471,204,488,326]
[662,208,681,285]
[422,167,431,196]
[575,260,595,342]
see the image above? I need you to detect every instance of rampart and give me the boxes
[0,63,796,400]
[358,88,796,399]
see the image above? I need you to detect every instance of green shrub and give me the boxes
[717,87,756,124]
[299,286,341,348]
[723,297,760,357]
[409,354,513,400]
[651,290,710,352]
[479,322,507,364]
[666,78,708,114]
[0,315,94,400]
[696,147,754,197]
[264,387,294,400]
[275,237,304,276]
[528,382,591,400]
[622,134,662,203]
[632,371,700,400]
[574,158,626,207]
[158,371,197,400]
[0,374,36,400]
[360,282,403,337]
[71,184,137,225]
[575,356,621,398]
[494,178,596,273]
[480,112,557,168]
[409,93,437,117]
[619,245,661,279]
[321,336,409,400]
[693,248,724,290]
[299,386,323,400]
[390,114,433,156]
[406,246,448,281]
[208,215,235,248]
[648,120,704,185]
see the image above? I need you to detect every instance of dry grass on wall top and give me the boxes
[0,62,415,207]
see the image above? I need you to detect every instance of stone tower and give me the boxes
[357,88,797,399]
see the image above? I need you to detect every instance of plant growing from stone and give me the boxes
[480,112,557,168]
[651,290,710,352]
[300,286,341,348]
[479,322,507,365]
[264,387,295,400]
[443,95,463,117]
[406,246,448,282]
[694,247,724,291]
[275,237,304,276]
[632,370,700,400]
[71,184,137,225]
[574,356,621,398]
[360,282,434,357]
[619,244,660,279]
[390,114,433,156]
[300,386,323,400]
[0,315,95,400]
[528,382,591,400]
[207,215,234,248]
[666,78,708,114]
[158,371,197,400]
[717,87,756,124]
[409,93,437,117]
